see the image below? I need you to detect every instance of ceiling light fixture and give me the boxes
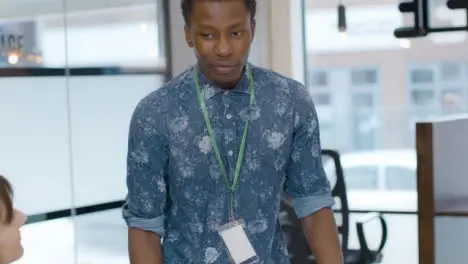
[394,0,468,38]
[337,0,347,33]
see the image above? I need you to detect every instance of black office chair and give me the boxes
[279,149,388,264]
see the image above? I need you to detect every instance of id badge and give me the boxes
[217,219,259,264]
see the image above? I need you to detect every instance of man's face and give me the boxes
[184,0,255,88]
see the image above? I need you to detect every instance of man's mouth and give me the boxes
[213,64,236,74]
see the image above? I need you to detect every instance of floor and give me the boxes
[13,210,418,264]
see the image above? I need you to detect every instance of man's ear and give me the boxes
[184,25,194,48]
[250,19,256,40]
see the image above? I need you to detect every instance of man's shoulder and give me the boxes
[251,64,307,98]
[134,67,193,116]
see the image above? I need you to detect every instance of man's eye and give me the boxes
[201,33,215,39]
[232,31,242,37]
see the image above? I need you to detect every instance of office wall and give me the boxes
[0,0,167,263]
[0,1,165,214]
[0,75,164,213]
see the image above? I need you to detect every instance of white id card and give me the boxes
[217,220,259,264]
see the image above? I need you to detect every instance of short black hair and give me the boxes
[0,174,14,224]
[181,0,257,26]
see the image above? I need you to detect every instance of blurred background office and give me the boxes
[0,0,466,263]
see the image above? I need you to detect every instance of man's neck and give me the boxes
[217,79,240,90]
[197,63,245,90]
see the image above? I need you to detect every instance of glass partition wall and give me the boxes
[0,0,168,263]
[302,0,468,263]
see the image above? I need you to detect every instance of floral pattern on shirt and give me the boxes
[122,63,335,264]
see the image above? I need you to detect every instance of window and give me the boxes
[408,62,468,117]
[344,167,379,190]
[411,89,434,106]
[0,21,39,67]
[302,1,435,260]
[303,0,466,213]
[441,88,463,113]
[352,110,376,150]
[305,66,379,152]
[411,69,434,84]
[351,69,377,85]
[430,0,447,5]
[352,93,374,107]
[385,167,416,190]
[319,122,335,150]
[349,68,379,150]
[1,4,165,69]
[440,62,461,81]
[312,93,331,105]
[309,71,328,87]
[0,0,167,263]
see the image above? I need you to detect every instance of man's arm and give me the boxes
[301,208,342,264]
[122,98,168,264]
[128,228,163,263]
[284,82,343,264]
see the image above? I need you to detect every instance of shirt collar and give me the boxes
[194,63,251,100]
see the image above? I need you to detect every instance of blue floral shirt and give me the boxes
[122,63,335,264]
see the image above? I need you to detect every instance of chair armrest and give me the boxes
[355,212,388,255]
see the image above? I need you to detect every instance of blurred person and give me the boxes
[122,0,343,263]
[0,175,27,264]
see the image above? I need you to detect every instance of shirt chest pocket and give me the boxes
[246,118,293,173]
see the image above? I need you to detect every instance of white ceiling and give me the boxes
[0,0,158,20]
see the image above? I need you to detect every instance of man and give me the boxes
[122,0,343,263]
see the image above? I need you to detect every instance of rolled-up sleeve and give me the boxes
[122,98,168,237]
[284,83,335,219]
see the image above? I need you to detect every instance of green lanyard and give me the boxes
[193,65,255,219]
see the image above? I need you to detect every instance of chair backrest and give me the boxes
[279,149,350,262]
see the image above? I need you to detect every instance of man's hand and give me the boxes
[301,207,343,264]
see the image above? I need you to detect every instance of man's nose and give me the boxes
[215,35,233,57]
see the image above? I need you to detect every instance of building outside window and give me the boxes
[407,62,468,145]
[307,67,380,152]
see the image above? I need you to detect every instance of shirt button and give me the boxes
[224,91,229,96]
[226,114,232,119]
[228,150,233,156]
